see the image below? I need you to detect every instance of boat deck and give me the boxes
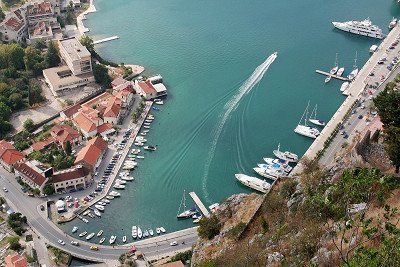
[189,192,210,218]
[315,70,351,81]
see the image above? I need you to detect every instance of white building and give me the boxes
[58,37,92,75]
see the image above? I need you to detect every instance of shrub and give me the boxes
[280,179,298,199]
[227,221,246,239]
[198,215,222,240]
[170,250,192,263]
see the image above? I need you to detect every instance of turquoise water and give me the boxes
[62,0,400,241]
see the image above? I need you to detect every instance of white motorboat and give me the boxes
[144,122,151,126]
[72,226,78,233]
[235,174,271,193]
[193,217,202,224]
[122,165,135,170]
[106,195,114,200]
[95,205,105,211]
[140,132,147,136]
[294,102,320,139]
[340,82,349,92]
[143,230,149,238]
[324,75,331,83]
[258,163,292,173]
[115,179,127,185]
[102,199,110,204]
[144,145,156,151]
[336,67,345,77]
[177,190,197,219]
[134,142,144,147]
[109,235,116,244]
[82,218,89,223]
[389,17,398,29]
[93,209,101,217]
[159,227,166,233]
[82,210,90,216]
[143,130,150,133]
[131,149,141,155]
[86,233,95,240]
[123,236,127,243]
[209,203,220,213]
[342,90,350,96]
[253,167,281,180]
[135,137,147,142]
[79,231,87,237]
[156,228,161,235]
[136,155,145,159]
[99,237,105,244]
[145,119,153,123]
[144,126,151,129]
[109,191,121,197]
[309,104,326,126]
[348,52,359,80]
[137,227,143,239]
[97,201,106,206]
[114,184,125,189]
[263,157,288,165]
[273,143,298,163]
[155,100,164,105]
[332,18,385,39]
[132,226,138,238]
[121,176,134,181]
[329,53,339,75]
[97,230,103,237]
[149,229,154,236]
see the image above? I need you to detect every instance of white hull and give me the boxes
[348,69,359,80]
[332,21,384,39]
[336,67,345,77]
[253,167,279,180]
[235,174,271,193]
[340,82,349,92]
[294,125,319,139]
[273,149,298,163]
[309,118,326,126]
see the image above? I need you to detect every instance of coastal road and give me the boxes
[0,168,198,263]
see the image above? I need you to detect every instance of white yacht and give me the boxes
[109,235,116,244]
[273,144,298,163]
[332,18,385,39]
[258,163,292,173]
[340,82,349,92]
[294,103,320,139]
[72,226,78,233]
[132,226,138,239]
[389,17,398,29]
[336,67,345,77]
[95,205,105,211]
[235,174,271,193]
[177,190,197,219]
[86,233,95,240]
[329,53,339,75]
[348,52,359,80]
[309,104,326,126]
[137,227,143,239]
[97,230,103,237]
[253,167,284,180]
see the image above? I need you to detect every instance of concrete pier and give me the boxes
[93,36,119,45]
[189,192,210,218]
[316,70,350,81]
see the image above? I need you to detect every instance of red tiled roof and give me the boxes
[51,166,89,183]
[0,140,24,166]
[50,124,80,144]
[27,2,52,16]
[138,80,156,94]
[74,137,107,167]
[111,77,127,88]
[97,123,113,134]
[73,112,97,133]
[4,17,24,31]
[5,253,27,267]
[61,103,81,118]
[14,162,46,186]
[31,137,54,152]
[103,97,121,118]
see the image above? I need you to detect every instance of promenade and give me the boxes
[292,24,400,175]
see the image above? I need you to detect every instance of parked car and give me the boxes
[90,246,99,251]
[170,241,178,246]
[58,239,65,246]
[71,241,79,246]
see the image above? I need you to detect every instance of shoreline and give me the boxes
[77,0,97,36]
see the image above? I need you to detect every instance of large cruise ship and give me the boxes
[332,19,385,39]
[235,174,271,193]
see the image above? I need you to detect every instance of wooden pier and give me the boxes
[189,192,210,218]
[93,36,119,45]
[316,70,350,81]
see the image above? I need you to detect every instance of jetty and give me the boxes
[316,70,350,81]
[189,192,210,218]
[93,36,119,45]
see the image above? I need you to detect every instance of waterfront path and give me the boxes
[292,24,400,174]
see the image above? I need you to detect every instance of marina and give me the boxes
[315,70,350,81]
[188,192,210,218]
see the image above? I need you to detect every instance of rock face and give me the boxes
[192,193,264,264]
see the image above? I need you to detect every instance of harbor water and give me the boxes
[61,0,400,242]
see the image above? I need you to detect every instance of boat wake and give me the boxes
[201,52,278,202]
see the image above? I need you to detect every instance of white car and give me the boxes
[58,239,65,246]
[170,241,178,246]
[70,241,79,246]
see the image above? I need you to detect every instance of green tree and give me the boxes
[45,41,60,68]
[383,126,400,173]
[34,39,47,50]
[0,119,12,138]
[65,140,72,155]
[9,43,25,70]
[8,236,21,251]
[374,86,400,126]
[93,63,112,88]
[79,35,94,52]
[23,118,35,132]
[0,102,12,120]
[8,92,24,110]
[24,46,44,75]
[43,184,55,196]
[0,8,5,22]
[198,215,222,240]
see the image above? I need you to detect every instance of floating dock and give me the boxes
[93,36,119,45]
[189,192,210,218]
[316,70,350,81]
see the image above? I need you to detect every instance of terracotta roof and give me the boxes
[5,253,27,267]
[4,17,24,31]
[111,77,127,88]
[103,97,121,118]
[51,166,89,183]
[74,137,107,167]
[0,140,24,166]
[138,80,156,94]
[31,137,54,151]
[61,103,81,118]
[50,124,80,144]
[73,112,97,133]
[97,123,113,134]
[14,162,46,186]
[27,2,52,16]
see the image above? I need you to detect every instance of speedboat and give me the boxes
[93,209,101,217]
[336,67,345,77]
[389,17,398,29]
[144,146,156,151]
[340,82,349,92]
[159,227,166,233]
[324,76,331,83]
[115,179,127,185]
[143,230,149,238]
[177,207,197,219]
[137,155,145,159]
[253,167,280,180]
[97,230,103,237]
[95,205,105,211]
[273,144,298,162]
[72,226,78,233]
[235,174,271,194]
[109,235,116,244]
[121,176,134,181]
[86,233,95,240]
[155,100,164,105]
[149,229,154,236]
[79,231,87,237]
[132,226,138,238]
[156,228,161,235]
[137,227,143,239]
[123,236,127,243]
[348,68,359,80]
[99,237,105,244]
[113,184,125,189]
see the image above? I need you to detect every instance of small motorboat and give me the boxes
[97,230,103,237]
[143,230,149,238]
[109,235,117,244]
[389,17,398,29]
[121,176,134,181]
[109,191,121,197]
[149,229,154,236]
[140,132,147,136]
[132,226,138,239]
[144,122,151,126]
[336,67,345,77]
[143,130,150,133]
[159,227,166,233]
[82,210,90,216]
[137,227,143,239]
[340,82,349,92]
[99,237,105,244]
[88,213,95,218]
[115,179,127,184]
[144,146,156,151]
[72,226,78,233]
[155,100,164,105]
[145,119,153,123]
[152,106,160,111]
[122,236,127,243]
[113,184,126,189]
[106,195,115,200]
[86,233,95,240]
[324,75,331,83]
[97,201,106,206]
[193,216,202,223]
[93,209,101,217]
[95,205,105,211]
[156,228,161,235]
[134,142,144,147]
[102,199,110,204]
[82,218,89,223]
[79,231,87,237]
[144,126,151,129]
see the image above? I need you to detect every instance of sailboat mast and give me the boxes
[353,51,358,69]
[335,53,338,67]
